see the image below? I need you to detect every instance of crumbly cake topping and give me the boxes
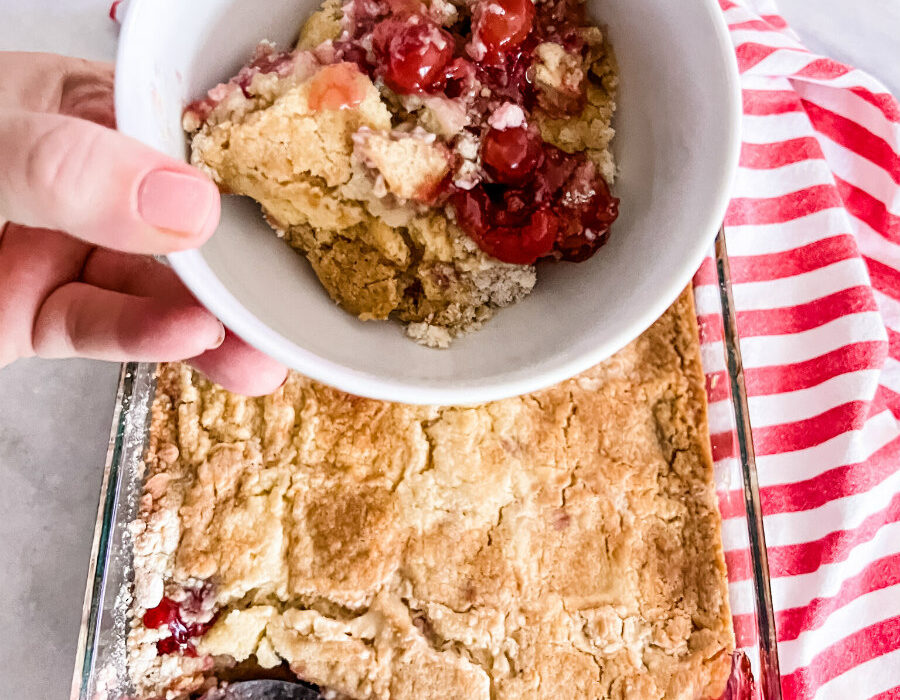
[129,290,734,699]
[188,57,536,345]
[184,0,617,345]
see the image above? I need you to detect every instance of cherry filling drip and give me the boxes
[143,596,217,657]
[714,652,756,700]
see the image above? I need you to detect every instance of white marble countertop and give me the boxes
[0,1,898,698]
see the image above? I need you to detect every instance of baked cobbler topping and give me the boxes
[183,0,618,345]
[127,291,736,700]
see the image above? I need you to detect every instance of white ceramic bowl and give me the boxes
[116,0,740,405]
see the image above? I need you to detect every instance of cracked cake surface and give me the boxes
[184,0,618,346]
[128,289,734,699]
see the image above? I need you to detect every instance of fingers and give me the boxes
[0,109,220,254]
[189,330,289,396]
[24,244,286,394]
[81,247,196,302]
[80,248,288,395]
[0,53,113,121]
[0,224,90,363]
[57,59,115,127]
[32,282,225,361]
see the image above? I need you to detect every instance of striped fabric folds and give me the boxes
[693,1,900,698]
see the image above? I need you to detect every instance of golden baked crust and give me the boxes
[128,289,734,699]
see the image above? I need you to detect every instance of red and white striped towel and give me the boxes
[692,1,900,698]
[111,0,900,697]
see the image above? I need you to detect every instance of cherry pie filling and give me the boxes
[332,0,619,265]
[713,651,756,700]
[143,595,218,658]
[185,0,618,266]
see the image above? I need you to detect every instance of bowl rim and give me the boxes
[115,0,742,405]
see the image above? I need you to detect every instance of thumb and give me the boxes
[0,108,220,254]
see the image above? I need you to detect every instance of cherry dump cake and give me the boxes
[127,290,735,699]
[184,0,619,346]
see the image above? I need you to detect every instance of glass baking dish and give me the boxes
[70,230,783,700]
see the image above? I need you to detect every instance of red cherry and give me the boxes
[480,208,557,264]
[156,637,198,657]
[552,159,619,261]
[144,595,217,656]
[498,186,533,225]
[443,58,477,99]
[537,146,579,198]
[156,637,179,655]
[555,227,608,262]
[583,177,619,230]
[453,188,555,264]
[339,43,372,73]
[474,41,535,103]
[142,598,180,630]
[475,0,535,53]
[373,15,455,95]
[481,126,543,184]
[452,187,492,240]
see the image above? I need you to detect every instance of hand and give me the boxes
[0,52,287,395]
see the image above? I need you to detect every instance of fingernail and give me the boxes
[206,324,226,350]
[138,170,219,237]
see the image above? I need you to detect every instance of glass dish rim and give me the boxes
[70,228,783,700]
